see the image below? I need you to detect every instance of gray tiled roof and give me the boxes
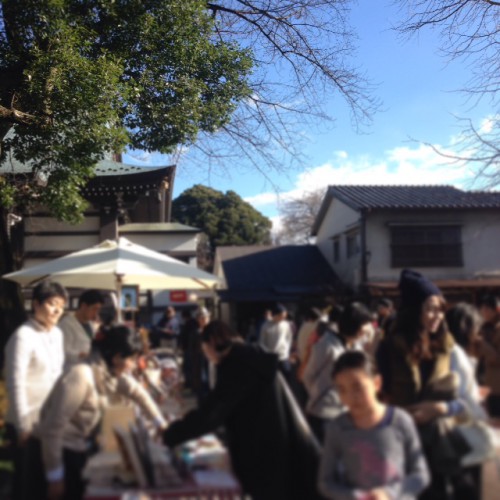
[311,185,500,236]
[328,185,500,210]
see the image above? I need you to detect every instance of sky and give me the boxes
[123,1,496,233]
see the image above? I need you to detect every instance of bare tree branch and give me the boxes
[395,1,499,186]
[274,188,325,244]
[183,1,379,177]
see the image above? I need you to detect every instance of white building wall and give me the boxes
[121,233,197,253]
[24,234,101,253]
[24,216,100,232]
[365,209,500,282]
[24,216,101,267]
[316,198,362,288]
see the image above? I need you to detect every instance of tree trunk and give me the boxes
[0,207,27,371]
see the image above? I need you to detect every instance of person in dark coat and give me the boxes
[163,320,322,500]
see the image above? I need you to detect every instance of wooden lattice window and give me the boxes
[390,225,463,268]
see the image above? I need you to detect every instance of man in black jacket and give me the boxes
[163,320,322,500]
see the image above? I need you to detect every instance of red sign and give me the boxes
[170,290,187,303]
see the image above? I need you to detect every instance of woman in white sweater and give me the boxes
[5,281,67,440]
[4,280,68,500]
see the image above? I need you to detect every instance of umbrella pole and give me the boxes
[116,274,123,323]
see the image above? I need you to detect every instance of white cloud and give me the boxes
[479,115,498,134]
[270,215,283,233]
[123,150,154,165]
[244,191,280,206]
[245,141,476,216]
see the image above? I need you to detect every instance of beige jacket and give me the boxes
[34,354,166,478]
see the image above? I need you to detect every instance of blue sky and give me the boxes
[123,1,495,231]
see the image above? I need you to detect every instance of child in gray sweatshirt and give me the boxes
[318,351,430,500]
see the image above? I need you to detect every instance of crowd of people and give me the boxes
[1,268,499,499]
[249,269,499,499]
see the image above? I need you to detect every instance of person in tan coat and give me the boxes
[33,325,167,500]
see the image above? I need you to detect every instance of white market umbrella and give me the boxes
[2,237,218,292]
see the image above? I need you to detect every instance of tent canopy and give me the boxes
[3,237,218,291]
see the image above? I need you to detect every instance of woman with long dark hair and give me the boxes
[377,270,486,499]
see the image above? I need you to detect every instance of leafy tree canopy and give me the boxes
[0,0,253,222]
[172,184,272,253]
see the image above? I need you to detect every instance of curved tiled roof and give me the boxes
[81,164,175,201]
[0,154,169,177]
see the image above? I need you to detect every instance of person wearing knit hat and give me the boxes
[398,269,442,309]
[376,270,487,499]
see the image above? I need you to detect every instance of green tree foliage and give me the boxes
[0,0,253,223]
[0,1,379,224]
[172,184,272,258]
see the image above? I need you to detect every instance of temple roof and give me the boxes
[0,147,175,202]
[0,153,170,177]
[81,164,175,201]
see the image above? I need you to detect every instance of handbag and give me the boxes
[456,420,497,467]
[419,418,471,476]
[420,373,496,470]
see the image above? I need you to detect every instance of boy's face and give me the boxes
[334,368,381,418]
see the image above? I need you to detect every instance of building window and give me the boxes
[333,237,340,262]
[390,225,463,268]
[346,231,360,258]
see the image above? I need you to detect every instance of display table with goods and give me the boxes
[84,349,244,500]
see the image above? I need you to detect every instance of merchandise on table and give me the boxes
[84,425,182,490]
[84,348,242,498]
[175,434,229,471]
